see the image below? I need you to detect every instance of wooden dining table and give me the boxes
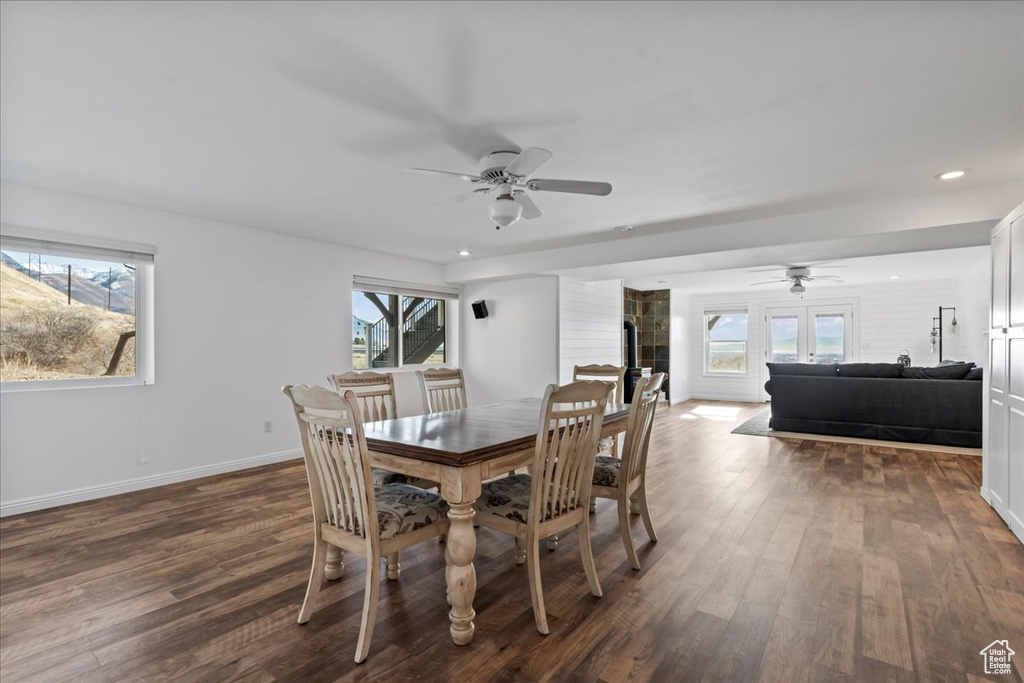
[361,397,631,645]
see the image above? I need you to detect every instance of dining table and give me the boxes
[359,397,631,645]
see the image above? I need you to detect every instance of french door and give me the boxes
[765,304,854,365]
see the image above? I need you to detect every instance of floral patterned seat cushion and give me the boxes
[374,484,448,540]
[476,473,535,524]
[596,437,615,457]
[592,455,621,487]
[371,467,411,487]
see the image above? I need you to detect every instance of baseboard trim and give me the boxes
[0,449,303,518]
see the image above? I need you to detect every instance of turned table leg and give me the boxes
[442,468,481,645]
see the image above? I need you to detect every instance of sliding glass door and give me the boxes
[766,304,853,365]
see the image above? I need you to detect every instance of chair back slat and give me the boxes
[622,373,665,485]
[416,368,468,414]
[531,381,609,522]
[572,364,626,404]
[284,385,377,547]
[328,371,398,423]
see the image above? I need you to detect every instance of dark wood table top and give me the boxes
[363,397,630,467]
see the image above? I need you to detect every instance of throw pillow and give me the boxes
[965,367,984,381]
[766,363,839,377]
[903,364,975,380]
[837,363,904,378]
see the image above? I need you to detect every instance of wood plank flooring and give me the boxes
[2,400,1022,682]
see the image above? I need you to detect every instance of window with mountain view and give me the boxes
[0,240,146,384]
[705,309,748,374]
[352,288,446,370]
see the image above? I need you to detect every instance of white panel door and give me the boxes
[987,204,1023,545]
[1008,338,1024,532]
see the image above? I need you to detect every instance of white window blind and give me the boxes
[0,235,155,264]
[353,276,459,300]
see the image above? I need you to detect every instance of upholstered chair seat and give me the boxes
[373,484,448,540]
[371,468,412,488]
[591,455,621,487]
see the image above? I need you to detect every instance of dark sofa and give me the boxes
[764,362,983,448]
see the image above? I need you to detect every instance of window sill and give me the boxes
[702,372,749,378]
[1,376,148,393]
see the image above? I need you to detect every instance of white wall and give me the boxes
[460,276,559,406]
[669,292,694,403]
[558,278,622,385]
[672,278,985,403]
[0,181,448,514]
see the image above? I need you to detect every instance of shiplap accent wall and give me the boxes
[558,278,623,385]
[957,256,991,368]
[676,278,972,403]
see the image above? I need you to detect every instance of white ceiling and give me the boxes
[625,245,990,293]
[1,1,1021,267]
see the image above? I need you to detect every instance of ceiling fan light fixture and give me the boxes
[790,282,806,295]
[487,195,522,228]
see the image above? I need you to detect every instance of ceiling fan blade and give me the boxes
[514,192,542,219]
[807,275,844,281]
[750,279,790,285]
[526,179,612,196]
[429,187,490,210]
[505,147,553,177]
[408,168,487,183]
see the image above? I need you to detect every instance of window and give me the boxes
[0,230,154,387]
[704,309,748,374]
[352,277,457,370]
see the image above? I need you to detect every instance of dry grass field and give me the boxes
[0,263,136,381]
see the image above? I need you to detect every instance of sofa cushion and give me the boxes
[965,367,984,381]
[902,364,975,380]
[837,363,904,378]
[766,362,839,377]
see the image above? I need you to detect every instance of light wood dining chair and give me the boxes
[328,371,424,488]
[573,364,625,456]
[591,372,665,570]
[283,384,450,663]
[473,380,610,635]
[416,367,468,414]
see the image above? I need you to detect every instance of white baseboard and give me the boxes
[670,393,693,405]
[0,448,303,518]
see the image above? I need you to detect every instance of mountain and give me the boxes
[0,251,135,314]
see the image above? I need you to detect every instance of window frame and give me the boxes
[0,225,156,392]
[702,306,750,377]
[351,277,459,372]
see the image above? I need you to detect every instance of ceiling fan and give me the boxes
[409,148,612,229]
[751,267,844,295]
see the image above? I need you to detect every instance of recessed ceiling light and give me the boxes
[890,275,900,279]
[935,169,966,181]
[657,280,667,284]
[456,250,471,256]
[615,225,634,232]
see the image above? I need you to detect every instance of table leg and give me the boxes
[442,468,481,645]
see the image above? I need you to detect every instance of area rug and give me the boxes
[730,406,980,455]
[731,407,771,436]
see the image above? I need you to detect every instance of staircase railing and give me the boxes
[368,317,390,368]
[368,298,445,367]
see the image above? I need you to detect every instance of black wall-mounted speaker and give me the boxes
[472,300,489,319]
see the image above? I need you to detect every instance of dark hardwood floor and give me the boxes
[2,401,1022,682]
